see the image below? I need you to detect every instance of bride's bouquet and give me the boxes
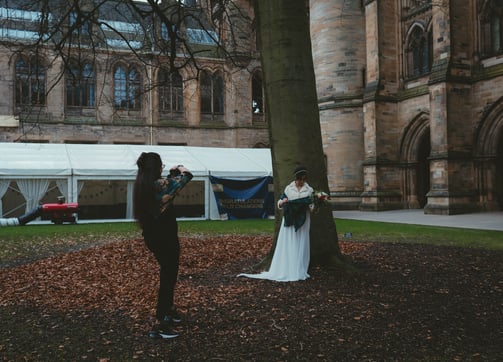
[310,190,331,213]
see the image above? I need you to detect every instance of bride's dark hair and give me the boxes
[293,165,308,179]
[133,152,163,228]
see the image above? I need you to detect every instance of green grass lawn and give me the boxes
[0,218,501,265]
[334,219,503,249]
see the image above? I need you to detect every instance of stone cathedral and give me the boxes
[311,0,503,214]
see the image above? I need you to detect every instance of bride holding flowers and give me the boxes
[239,165,327,282]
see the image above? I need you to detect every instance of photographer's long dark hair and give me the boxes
[133,152,162,229]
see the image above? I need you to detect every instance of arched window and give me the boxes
[200,70,225,119]
[406,25,432,78]
[252,71,264,115]
[159,69,183,115]
[66,62,95,107]
[182,0,198,6]
[15,56,46,106]
[480,1,503,57]
[114,64,141,110]
[213,71,224,114]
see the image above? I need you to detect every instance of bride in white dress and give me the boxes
[238,166,313,282]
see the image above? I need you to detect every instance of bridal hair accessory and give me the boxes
[294,165,308,177]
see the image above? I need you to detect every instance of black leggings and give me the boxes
[143,208,180,321]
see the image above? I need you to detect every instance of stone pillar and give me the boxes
[45,54,65,122]
[425,0,478,214]
[183,66,200,127]
[310,0,366,209]
[94,54,113,125]
[0,47,15,121]
[360,0,402,211]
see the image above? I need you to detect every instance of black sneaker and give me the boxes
[162,309,182,324]
[148,326,179,339]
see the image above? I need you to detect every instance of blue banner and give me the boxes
[210,176,274,219]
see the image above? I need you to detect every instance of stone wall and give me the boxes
[311,0,503,213]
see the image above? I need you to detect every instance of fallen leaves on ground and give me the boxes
[0,235,502,361]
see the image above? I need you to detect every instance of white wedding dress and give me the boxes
[238,181,312,282]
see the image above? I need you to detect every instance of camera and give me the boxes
[168,165,183,178]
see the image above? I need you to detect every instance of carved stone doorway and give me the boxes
[416,130,431,208]
[497,135,503,209]
[400,113,430,209]
[475,98,503,211]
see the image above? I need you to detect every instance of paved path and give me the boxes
[333,209,503,231]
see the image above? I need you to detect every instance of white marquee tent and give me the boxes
[0,143,273,221]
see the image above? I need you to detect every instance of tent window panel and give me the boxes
[1,181,26,218]
[77,180,128,220]
[39,181,63,205]
[171,180,205,218]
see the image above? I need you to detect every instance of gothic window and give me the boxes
[100,20,143,49]
[480,0,503,57]
[69,10,93,46]
[161,23,176,41]
[114,65,141,110]
[211,0,224,23]
[200,70,224,119]
[66,62,95,107]
[403,0,430,10]
[69,11,91,36]
[161,22,169,40]
[186,28,219,45]
[406,25,432,78]
[160,22,181,50]
[15,56,46,106]
[0,7,51,40]
[181,0,198,7]
[252,71,264,115]
[159,69,184,115]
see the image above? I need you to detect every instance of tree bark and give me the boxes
[253,0,347,268]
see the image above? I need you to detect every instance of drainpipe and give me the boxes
[149,63,153,145]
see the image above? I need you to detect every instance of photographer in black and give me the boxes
[133,152,192,339]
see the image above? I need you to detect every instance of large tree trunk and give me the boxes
[254,0,347,268]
